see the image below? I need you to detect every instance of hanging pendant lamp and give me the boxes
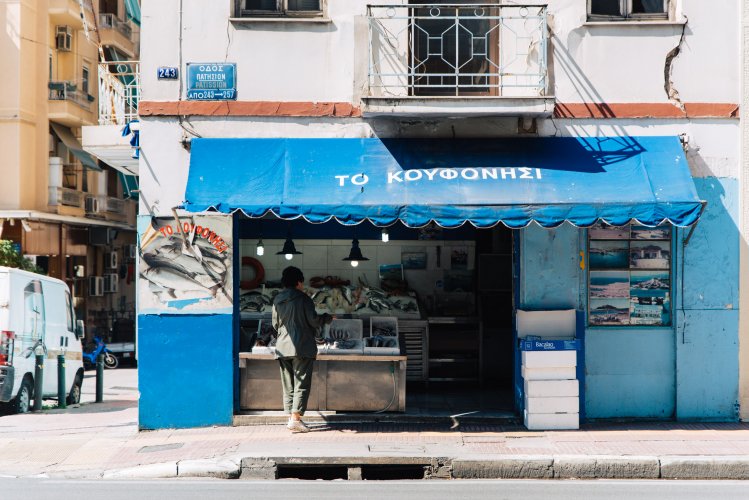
[277,237,302,261]
[343,238,369,268]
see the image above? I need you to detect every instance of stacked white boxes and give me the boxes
[517,310,580,430]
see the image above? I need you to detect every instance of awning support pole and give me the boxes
[683,202,707,246]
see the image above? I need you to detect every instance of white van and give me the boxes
[0,267,85,414]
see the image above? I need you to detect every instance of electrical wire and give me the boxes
[373,361,398,413]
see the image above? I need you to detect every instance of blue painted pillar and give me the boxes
[675,177,740,420]
[138,314,235,429]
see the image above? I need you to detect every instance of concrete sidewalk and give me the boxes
[0,370,748,480]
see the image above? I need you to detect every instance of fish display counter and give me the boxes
[237,281,422,411]
[239,284,421,318]
[238,352,407,412]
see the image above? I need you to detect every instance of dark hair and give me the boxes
[281,266,304,288]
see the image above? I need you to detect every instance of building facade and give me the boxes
[0,0,140,346]
[137,0,743,429]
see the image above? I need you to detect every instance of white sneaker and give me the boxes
[288,419,310,433]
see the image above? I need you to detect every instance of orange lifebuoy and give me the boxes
[240,256,265,290]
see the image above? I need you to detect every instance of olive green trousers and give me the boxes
[278,357,314,415]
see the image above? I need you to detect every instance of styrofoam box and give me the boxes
[318,339,364,355]
[325,319,363,340]
[525,396,579,414]
[524,379,579,398]
[524,410,580,430]
[516,309,576,339]
[370,316,399,337]
[522,350,577,368]
[363,338,400,356]
[522,366,577,381]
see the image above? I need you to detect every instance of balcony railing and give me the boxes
[104,196,125,215]
[99,13,132,39]
[98,61,139,125]
[367,4,547,97]
[49,187,84,208]
[48,81,95,110]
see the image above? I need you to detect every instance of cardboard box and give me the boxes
[521,350,577,369]
[524,410,579,430]
[525,396,579,414]
[524,379,579,398]
[522,366,577,381]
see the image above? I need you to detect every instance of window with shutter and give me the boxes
[237,0,323,17]
[588,0,669,21]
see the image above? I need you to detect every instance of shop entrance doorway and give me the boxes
[406,225,516,418]
[236,218,517,421]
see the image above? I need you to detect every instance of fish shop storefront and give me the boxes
[137,136,740,430]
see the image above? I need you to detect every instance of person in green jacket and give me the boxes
[272,266,333,433]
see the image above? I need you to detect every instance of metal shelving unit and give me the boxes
[427,317,482,383]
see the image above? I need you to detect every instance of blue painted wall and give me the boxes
[519,224,581,310]
[519,176,740,420]
[585,330,675,418]
[674,177,739,420]
[138,314,235,429]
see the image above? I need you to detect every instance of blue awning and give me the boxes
[183,137,704,229]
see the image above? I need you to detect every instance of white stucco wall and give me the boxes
[141,0,739,104]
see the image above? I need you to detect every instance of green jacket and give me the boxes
[272,288,332,358]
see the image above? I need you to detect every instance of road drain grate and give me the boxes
[361,464,426,480]
[275,464,427,480]
[277,465,348,480]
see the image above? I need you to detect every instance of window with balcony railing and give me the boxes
[48,81,94,109]
[368,2,547,98]
[98,61,139,125]
[99,13,132,38]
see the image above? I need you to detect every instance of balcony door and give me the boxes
[411,1,499,96]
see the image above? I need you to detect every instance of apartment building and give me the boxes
[136,1,744,430]
[0,0,140,345]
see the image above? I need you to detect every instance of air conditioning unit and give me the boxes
[90,227,116,245]
[103,274,119,294]
[85,195,100,214]
[88,276,104,297]
[55,26,72,52]
[105,251,118,269]
[126,244,137,259]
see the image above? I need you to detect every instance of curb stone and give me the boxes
[660,456,749,480]
[178,458,241,479]
[240,458,278,480]
[554,455,660,479]
[102,462,178,479]
[448,457,554,479]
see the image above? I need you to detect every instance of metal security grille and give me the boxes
[368,3,547,97]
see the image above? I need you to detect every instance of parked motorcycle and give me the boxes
[82,336,119,369]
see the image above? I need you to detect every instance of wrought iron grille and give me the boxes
[98,61,139,125]
[367,3,547,97]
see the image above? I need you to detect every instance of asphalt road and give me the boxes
[2,479,749,500]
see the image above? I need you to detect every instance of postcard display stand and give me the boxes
[517,310,581,430]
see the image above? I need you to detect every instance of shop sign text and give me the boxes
[335,167,543,187]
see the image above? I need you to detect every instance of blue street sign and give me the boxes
[157,66,178,79]
[186,63,237,101]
